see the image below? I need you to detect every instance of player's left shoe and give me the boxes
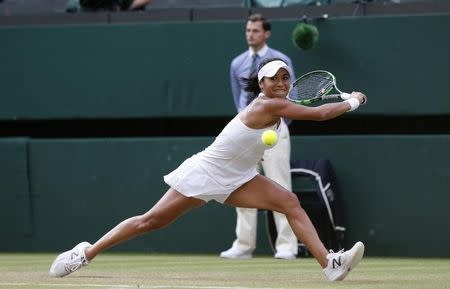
[323,241,365,281]
[49,241,91,277]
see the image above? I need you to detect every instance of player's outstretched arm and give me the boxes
[268,92,367,121]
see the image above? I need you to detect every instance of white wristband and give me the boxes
[344,98,360,112]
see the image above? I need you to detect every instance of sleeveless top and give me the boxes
[197,114,279,186]
[164,115,280,202]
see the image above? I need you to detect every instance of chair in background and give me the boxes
[266,159,346,257]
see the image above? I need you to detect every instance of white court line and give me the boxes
[0,283,289,289]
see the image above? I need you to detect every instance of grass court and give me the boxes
[0,253,449,289]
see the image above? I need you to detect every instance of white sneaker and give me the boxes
[323,241,365,281]
[274,251,296,260]
[49,241,92,277]
[220,247,252,259]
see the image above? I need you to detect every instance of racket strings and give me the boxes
[291,73,334,100]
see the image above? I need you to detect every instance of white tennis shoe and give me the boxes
[49,241,91,277]
[274,251,296,260]
[323,241,365,281]
[220,247,252,259]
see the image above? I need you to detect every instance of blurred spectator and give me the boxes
[245,0,330,7]
[67,0,152,12]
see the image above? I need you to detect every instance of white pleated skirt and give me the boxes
[164,154,258,203]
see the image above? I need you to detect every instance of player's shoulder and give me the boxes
[259,94,289,107]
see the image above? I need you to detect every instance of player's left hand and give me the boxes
[350,92,367,105]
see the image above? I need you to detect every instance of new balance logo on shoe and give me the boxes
[323,242,365,281]
[332,256,342,269]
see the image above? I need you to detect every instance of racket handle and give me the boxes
[321,94,341,100]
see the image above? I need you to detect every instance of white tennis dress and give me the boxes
[164,115,280,203]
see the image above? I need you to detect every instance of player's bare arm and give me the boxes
[264,97,350,121]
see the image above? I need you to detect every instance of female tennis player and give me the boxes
[50,58,366,281]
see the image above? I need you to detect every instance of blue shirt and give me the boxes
[230,45,296,112]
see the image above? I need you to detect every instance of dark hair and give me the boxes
[243,57,286,102]
[247,13,271,32]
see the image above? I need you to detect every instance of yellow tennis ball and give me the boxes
[261,130,278,146]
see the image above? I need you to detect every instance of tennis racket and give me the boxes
[287,70,353,105]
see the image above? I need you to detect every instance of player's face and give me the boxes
[246,21,270,51]
[260,68,291,99]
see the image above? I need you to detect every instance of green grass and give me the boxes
[0,254,449,289]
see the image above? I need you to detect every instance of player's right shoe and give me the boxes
[49,241,91,277]
[323,241,365,281]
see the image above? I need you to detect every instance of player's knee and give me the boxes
[135,214,169,233]
[286,191,300,207]
[280,192,301,215]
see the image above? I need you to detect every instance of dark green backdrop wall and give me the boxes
[1,14,449,256]
[1,14,450,119]
[1,135,449,256]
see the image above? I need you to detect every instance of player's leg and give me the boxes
[224,175,328,267]
[50,188,205,277]
[225,175,364,281]
[85,188,205,260]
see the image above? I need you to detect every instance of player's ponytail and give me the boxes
[243,74,260,95]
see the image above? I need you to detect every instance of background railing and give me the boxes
[0,0,440,16]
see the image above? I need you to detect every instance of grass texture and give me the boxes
[0,253,449,289]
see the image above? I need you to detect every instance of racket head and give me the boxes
[287,70,338,104]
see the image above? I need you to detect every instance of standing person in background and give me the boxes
[221,13,298,260]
